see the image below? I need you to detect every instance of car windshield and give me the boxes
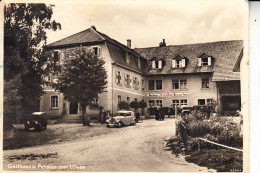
[116,113,131,116]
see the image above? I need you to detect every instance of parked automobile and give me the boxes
[181,107,193,114]
[24,112,47,131]
[106,110,136,128]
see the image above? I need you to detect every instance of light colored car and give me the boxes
[106,110,136,128]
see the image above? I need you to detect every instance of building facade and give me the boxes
[40,26,243,118]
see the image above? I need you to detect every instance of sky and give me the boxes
[46,0,248,48]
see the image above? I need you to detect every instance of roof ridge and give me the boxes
[134,40,243,50]
[90,27,106,41]
[47,28,92,46]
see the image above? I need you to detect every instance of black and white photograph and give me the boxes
[1,0,249,172]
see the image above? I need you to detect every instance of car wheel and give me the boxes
[25,126,29,132]
[132,120,136,126]
[118,122,123,128]
[37,124,43,131]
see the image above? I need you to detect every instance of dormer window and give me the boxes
[126,53,130,64]
[172,55,186,68]
[198,53,212,66]
[152,60,162,69]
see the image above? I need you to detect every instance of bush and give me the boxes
[130,100,139,111]
[139,100,147,108]
[118,101,130,110]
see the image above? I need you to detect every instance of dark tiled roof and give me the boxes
[134,40,243,81]
[47,28,104,47]
[47,27,146,73]
[106,42,146,73]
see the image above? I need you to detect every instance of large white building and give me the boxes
[40,26,243,120]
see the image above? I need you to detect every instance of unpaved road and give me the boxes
[3,119,215,172]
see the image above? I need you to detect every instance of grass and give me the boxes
[165,137,243,172]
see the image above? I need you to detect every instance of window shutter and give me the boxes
[124,74,127,86]
[159,61,162,69]
[98,47,101,54]
[182,59,186,68]
[198,58,202,66]
[172,60,176,68]
[208,57,211,65]
[152,61,156,68]
[115,70,119,83]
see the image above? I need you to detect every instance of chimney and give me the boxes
[91,25,96,31]
[127,39,131,48]
[159,39,166,47]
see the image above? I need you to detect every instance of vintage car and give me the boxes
[106,110,136,128]
[24,112,47,131]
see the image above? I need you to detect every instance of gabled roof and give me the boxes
[47,28,105,48]
[134,40,243,81]
[47,26,146,73]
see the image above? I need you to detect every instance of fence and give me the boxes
[197,138,243,152]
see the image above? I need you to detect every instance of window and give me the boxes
[207,99,213,105]
[202,78,210,89]
[115,71,122,84]
[176,60,181,68]
[152,60,162,69]
[51,96,58,108]
[172,99,188,107]
[91,98,99,104]
[126,53,130,64]
[127,97,130,102]
[201,58,208,66]
[156,100,162,107]
[198,99,206,105]
[52,73,59,83]
[172,100,179,107]
[133,76,139,90]
[149,80,162,90]
[172,79,179,89]
[149,100,162,107]
[148,100,155,107]
[180,79,187,89]
[156,80,162,90]
[92,46,101,55]
[172,79,187,90]
[118,95,121,103]
[148,80,155,90]
[198,56,212,66]
[53,51,60,71]
[181,99,187,106]
[141,79,145,91]
[124,74,131,87]
[172,58,186,68]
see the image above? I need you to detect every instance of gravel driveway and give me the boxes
[3,119,215,172]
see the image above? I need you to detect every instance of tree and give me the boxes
[139,100,147,115]
[4,4,61,128]
[130,99,139,113]
[54,46,107,126]
[118,101,130,110]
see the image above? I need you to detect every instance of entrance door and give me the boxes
[70,102,78,114]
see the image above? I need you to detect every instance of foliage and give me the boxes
[118,101,130,110]
[3,76,22,131]
[53,46,107,125]
[185,149,243,172]
[4,3,61,128]
[139,100,147,108]
[130,100,139,111]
